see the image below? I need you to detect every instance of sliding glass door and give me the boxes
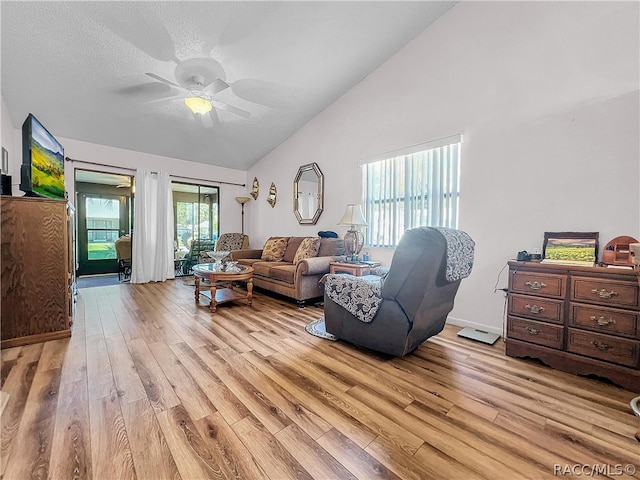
[172,182,219,271]
[77,192,130,275]
[75,170,133,276]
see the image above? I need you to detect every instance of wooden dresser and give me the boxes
[1,196,75,348]
[506,261,640,391]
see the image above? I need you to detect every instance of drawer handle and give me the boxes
[590,288,618,299]
[525,326,540,335]
[525,281,547,290]
[591,341,612,351]
[590,315,616,327]
[525,304,545,314]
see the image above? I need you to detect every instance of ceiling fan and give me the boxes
[145,71,251,119]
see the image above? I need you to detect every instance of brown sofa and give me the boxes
[230,236,345,307]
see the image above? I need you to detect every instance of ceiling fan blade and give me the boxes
[208,78,230,95]
[207,109,221,129]
[145,94,183,105]
[145,72,182,89]
[192,113,206,128]
[229,78,295,108]
[213,101,251,119]
[190,109,220,130]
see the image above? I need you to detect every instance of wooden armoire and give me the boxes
[1,196,76,348]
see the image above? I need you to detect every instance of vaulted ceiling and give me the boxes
[1,1,456,170]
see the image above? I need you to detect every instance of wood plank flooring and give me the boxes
[2,279,639,479]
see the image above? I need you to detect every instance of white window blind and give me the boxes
[363,135,461,248]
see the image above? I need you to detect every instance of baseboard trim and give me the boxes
[1,329,71,349]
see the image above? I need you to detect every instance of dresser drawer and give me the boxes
[571,276,639,309]
[510,271,565,299]
[507,317,564,349]
[567,328,639,368]
[508,294,564,324]
[569,303,638,337]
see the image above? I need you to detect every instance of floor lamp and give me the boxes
[235,196,251,236]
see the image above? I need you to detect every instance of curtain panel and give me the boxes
[131,169,175,283]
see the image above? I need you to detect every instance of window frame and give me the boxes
[362,135,461,248]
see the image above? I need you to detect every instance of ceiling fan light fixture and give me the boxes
[185,96,212,114]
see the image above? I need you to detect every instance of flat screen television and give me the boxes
[19,113,65,199]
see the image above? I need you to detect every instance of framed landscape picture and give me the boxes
[541,231,599,266]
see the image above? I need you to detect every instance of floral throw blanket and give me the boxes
[324,274,383,323]
[325,228,474,323]
[432,227,475,282]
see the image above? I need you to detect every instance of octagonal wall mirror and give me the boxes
[293,162,324,224]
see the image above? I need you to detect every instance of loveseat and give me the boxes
[230,236,345,306]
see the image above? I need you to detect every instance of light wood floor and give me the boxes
[1,279,639,480]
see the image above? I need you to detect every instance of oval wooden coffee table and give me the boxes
[192,263,254,313]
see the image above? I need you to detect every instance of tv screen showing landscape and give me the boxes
[27,115,65,199]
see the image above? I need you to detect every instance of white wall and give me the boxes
[60,138,248,237]
[247,1,640,333]
[0,96,249,239]
[1,94,20,180]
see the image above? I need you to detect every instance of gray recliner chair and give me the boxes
[323,227,474,356]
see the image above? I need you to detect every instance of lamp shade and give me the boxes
[185,96,212,114]
[338,204,368,227]
[235,196,251,205]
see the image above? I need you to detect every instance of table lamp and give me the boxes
[338,204,368,259]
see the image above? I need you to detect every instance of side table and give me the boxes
[330,261,381,276]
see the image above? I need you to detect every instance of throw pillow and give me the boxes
[217,233,245,251]
[261,237,289,261]
[318,237,345,257]
[293,237,321,264]
[283,237,306,263]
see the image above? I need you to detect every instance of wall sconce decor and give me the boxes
[267,182,277,208]
[250,177,259,200]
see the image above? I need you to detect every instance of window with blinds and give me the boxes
[362,135,461,248]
